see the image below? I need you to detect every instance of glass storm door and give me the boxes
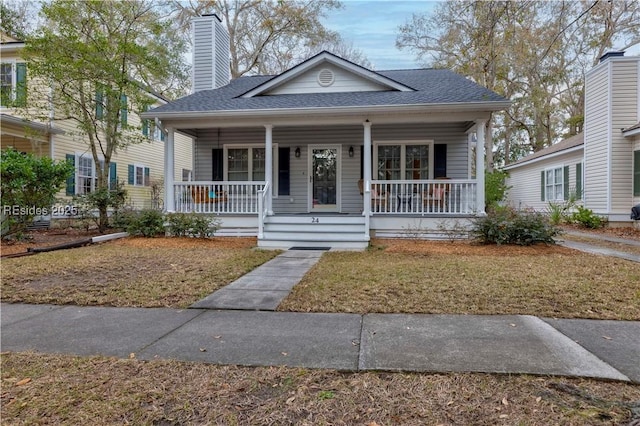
[309,147,339,211]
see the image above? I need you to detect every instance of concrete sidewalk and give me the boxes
[2,303,638,383]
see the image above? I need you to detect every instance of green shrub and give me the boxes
[127,209,165,237]
[165,212,193,237]
[472,207,559,245]
[166,213,220,238]
[191,215,220,238]
[570,206,607,229]
[485,169,511,212]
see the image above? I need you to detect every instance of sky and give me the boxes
[321,0,439,70]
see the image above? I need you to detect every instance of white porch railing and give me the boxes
[173,181,266,214]
[369,180,478,214]
[257,182,269,239]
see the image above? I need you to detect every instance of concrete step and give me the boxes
[264,222,365,233]
[262,231,368,242]
[258,239,369,250]
[265,215,365,225]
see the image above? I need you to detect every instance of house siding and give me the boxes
[193,123,470,214]
[610,59,638,213]
[51,106,193,209]
[267,63,389,95]
[584,62,610,213]
[192,15,229,92]
[506,149,584,211]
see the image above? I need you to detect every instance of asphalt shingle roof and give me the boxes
[149,69,508,115]
[505,133,584,169]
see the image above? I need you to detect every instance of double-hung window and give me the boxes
[66,154,116,195]
[0,61,27,107]
[224,145,277,194]
[544,167,564,201]
[375,141,433,180]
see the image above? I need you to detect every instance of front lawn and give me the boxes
[1,237,278,308]
[278,239,640,320]
[2,352,639,425]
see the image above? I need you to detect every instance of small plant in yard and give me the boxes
[570,205,607,229]
[317,390,335,400]
[436,219,470,242]
[127,209,165,237]
[545,190,579,225]
[472,206,559,245]
[402,220,430,240]
[166,213,220,238]
[485,169,511,212]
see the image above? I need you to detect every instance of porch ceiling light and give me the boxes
[348,146,354,157]
[295,147,301,158]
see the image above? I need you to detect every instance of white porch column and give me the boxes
[475,119,486,215]
[164,125,175,212]
[363,120,372,218]
[264,124,274,215]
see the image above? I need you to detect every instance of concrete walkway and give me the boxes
[1,303,639,383]
[557,230,640,263]
[190,249,325,310]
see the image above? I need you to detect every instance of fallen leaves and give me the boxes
[15,378,31,386]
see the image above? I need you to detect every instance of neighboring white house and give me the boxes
[0,33,193,211]
[506,52,640,225]
[142,14,510,249]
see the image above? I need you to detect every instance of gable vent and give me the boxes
[317,69,335,87]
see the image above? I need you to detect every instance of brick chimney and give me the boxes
[192,14,230,93]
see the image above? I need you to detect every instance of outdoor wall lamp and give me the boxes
[348,146,354,157]
[295,147,301,158]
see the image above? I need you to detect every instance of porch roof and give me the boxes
[144,69,509,120]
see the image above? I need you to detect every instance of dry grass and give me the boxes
[1,237,278,308]
[278,240,640,320]
[2,352,638,426]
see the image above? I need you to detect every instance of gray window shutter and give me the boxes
[144,167,150,186]
[128,164,134,185]
[540,171,545,201]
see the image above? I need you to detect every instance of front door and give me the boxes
[308,146,341,212]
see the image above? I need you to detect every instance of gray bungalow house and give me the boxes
[143,14,510,248]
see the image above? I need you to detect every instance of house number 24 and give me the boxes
[311,217,320,223]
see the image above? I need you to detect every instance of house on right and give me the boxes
[505,52,640,225]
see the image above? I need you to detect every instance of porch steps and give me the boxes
[258,215,369,250]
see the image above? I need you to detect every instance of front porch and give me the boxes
[161,118,488,249]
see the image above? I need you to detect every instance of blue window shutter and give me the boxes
[563,166,570,200]
[575,163,582,200]
[144,167,150,186]
[95,89,104,119]
[128,164,134,185]
[109,162,117,190]
[540,171,545,201]
[120,94,128,126]
[15,63,27,107]
[66,154,76,195]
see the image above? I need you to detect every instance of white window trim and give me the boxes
[373,140,435,180]
[0,60,17,108]
[74,153,109,195]
[544,166,564,202]
[222,144,279,197]
[133,163,147,187]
